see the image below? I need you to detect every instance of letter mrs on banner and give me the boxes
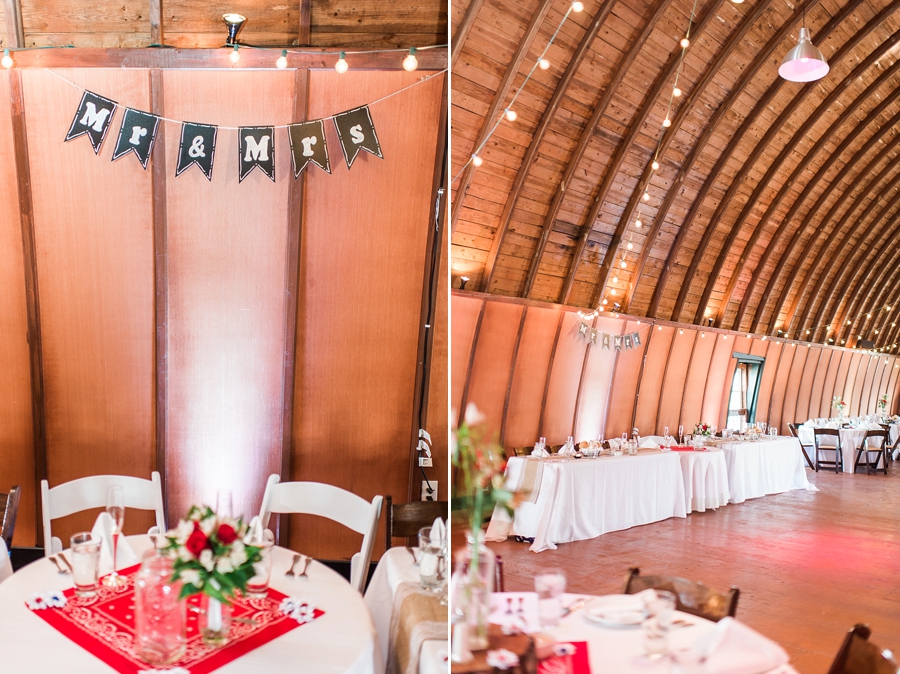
[333,105,383,169]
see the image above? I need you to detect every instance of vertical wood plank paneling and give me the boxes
[756,340,782,424]
[542,313,588,442]
[781,345,809,427]
[861,354,882,413]
[717,335,751,429]
[635,326,674,434]
[681,331,716,430]
[24,68,156,541]
[768,342,796,432]
[500,308,528,447]
[845,353,866,414]
[293,70,444,560]
[606,321,646,438]
[834,350,854,412]
[701,334,733,428]
[574,315,622,442]
[659,329,695,436]
[795,347,821,424]
[505,307,559,448]
[164,69,292,527]
[538,314,564,438]
[450,295,483,420]
[464,301,523,438]
[424,219,449,505]
[0,70,36,546]
[888,361,900,414]
[809,349,833,420]
[821,349,845,419]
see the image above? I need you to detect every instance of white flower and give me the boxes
[553,643,577,656]
[230,540,247,567]
[199,549,214,571]
[178,547,193,562]
[485,649,519,670]
[180,569,201,587]
[216,557,235,574]
[173,520,194,545]
[464,402,485,426]
[199,516,216,536]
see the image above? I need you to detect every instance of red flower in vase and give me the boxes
[186,522,209,556]
[217,523,237,545]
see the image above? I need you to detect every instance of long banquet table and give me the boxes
[714,437,817,503]
[0,535,381,674]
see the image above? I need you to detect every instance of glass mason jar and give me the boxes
[451,530,496,651]
[134,549,186,665]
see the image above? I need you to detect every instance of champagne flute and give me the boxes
[678,425,684,445]
[216,489,233,519]
[103,485,126,587]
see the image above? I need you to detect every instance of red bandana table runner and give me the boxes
[28,565,324,673]
[538,641,590,674]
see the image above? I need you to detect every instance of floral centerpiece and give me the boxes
[162,505,263,646]
[878,394,888,412]
[832,395,847,418]
[693,423,713,437]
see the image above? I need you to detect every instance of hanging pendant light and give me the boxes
[779,15,829,83]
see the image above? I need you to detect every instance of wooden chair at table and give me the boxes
[813,428,842,474]
[383,495,447,551]
[788,423,815,470]
[827,624,899,674]
[879,424,900,462]
[40,474,166,556]
[258,474,383,594]
[0,486,20,583]
[623,567,739,622]
[853,429,889,475]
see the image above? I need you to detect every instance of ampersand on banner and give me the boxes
[176,122,217,180]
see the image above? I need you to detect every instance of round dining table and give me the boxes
[0,534,382,674]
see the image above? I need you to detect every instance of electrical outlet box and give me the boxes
[419,456,433,467]
[421,481,437,501]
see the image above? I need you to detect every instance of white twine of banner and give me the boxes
[45,67,447,130]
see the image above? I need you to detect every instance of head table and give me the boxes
[0,534,381,674]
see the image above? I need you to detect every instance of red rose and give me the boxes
[185,522,209,557]
[217,523,237,545]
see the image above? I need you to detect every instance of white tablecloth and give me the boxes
[676,448,730,512]
[363,546,446,674]
[527,593,799,674]
[718,437,817,503]
[0,535,380,674]
[796,425,894,472]
[485,453,687,553]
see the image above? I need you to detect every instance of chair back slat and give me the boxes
[828,624,899,674]
[623,567,739,623]
[384,495,447,549]
[0,486,20,552]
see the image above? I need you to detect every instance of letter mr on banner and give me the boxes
[111,108,160,169]
[288,120,330,176]
[65,91,118,154]
[239,127,275,182]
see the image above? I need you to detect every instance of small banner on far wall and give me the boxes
[65,91,118,154]
[176,122,218,180]
[288,120,331,177]
[333,105,383,169]
[111,108,160,169]
[238,126,275,182]
[579,320,643,354]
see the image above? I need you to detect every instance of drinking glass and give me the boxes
[418,526,446,592]
[534,569,566,627]
[103,485,127,587]
[678,425,684,444]
[245,529,276,597]
[642,590,676,659]
[622,432,628,443]
[663,426,669,438]
[216,489,233,519]
[669,647,708,674]
[759,421,767,433]
[70,532,100,596]
[769,426,777,438]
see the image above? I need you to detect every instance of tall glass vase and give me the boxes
[199,589,232,647]
[134,550,186,665]
[451,530,496,653]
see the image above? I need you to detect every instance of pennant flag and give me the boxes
[579,323,588,338]
[333,105,383,169]
[238,126,275,182]
[111,108,160,169]
[602,333,610,350]
[590,329,598,345]
[176,122,217,180]
[624,335,633,350]
[614,336,623,351]
[633,332,642,347]
[288,120,330,177]
[65,91,118,154]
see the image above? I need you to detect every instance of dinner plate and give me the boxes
[582,595,647,628]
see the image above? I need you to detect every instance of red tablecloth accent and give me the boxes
[28,565,324,673]
[538,641,590,674]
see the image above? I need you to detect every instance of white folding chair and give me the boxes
[258,475,383,594]
[0,538,12,584]
[41,473,166,556]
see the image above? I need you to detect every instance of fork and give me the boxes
[58,553,74,573]
[285,553,302,577]
[297,555,313,579]
[48,556,68,574]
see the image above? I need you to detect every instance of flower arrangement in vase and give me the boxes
[161,505,263,646]
[693,423,713,437]
[878,394,888,413]
[832,395,847,418]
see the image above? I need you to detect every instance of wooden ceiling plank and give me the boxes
[451,0,485,68]
[150,0,163,45]
[4,0,23,47]
[299,0,311,45]
[450,0,555,236]
[480,0,614,293]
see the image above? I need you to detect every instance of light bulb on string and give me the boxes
[680,38,690,49]
[276,49,288,69]
[602,299,608,305]
[472,154,483,167]
[571,1,584,11]
[229,45,240,64]
[642,192,650,202]
[651,160,660,171]
[635,218,642,228]
[613,275,619,283]
[627,242,633,250]
[1,50,12,69]
[335,51,349,73]
[673,87,682,97]
[620,260,627,269]
[539,58,551,70]
[402,48,418,72]
[662,117,672,128]
[505,108,517,122]
[610,289,616,296]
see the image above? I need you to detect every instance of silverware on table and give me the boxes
[58,553,74,573]
[48,556,67,574]
[405,547,419,564]
[297,555,313,579]
[506,597,514,615]
[561,598,587,616]
[285,553,302,577]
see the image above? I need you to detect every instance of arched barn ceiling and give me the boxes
[450,0,900,352]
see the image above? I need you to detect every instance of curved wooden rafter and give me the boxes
[450,0,555,235]
[479,0,614,292]
[558,1,721,305]
[520,0,675,298]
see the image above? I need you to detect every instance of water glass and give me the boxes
[419,526,446,592]
[642,589,676,659]
[534,568,566,627]
[769,426,777,438]
[759,421,767,433]
[245,529,276,597]
[670,647,708,674]
[70,532,100,596]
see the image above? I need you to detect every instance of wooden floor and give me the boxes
[485,466,900,673]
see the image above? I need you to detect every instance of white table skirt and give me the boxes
[796,426,893,473]
[363,546,446,674]
[0,535,380,674]
[485,453,687,553]
[676,448,730,513]
[719,437,817,504]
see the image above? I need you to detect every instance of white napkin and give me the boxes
[557,445,576,457]
[430,517,446,544]
[866,422,884,430]
[639,439,660,449]
[531,443,550,457]
[91,512,139,572]
[698,617,789,674]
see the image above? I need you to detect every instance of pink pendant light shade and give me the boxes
[779,27,829,82]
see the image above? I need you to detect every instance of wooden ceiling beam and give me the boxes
[3,0,24,48]
[715,35,900,330]
[299,0,312,45]
[560,1,721,306]
[449,0,555,236]
[479,0,614,292]
[520,0,674,298]
[150,0,163,45]
[451,0,485,68]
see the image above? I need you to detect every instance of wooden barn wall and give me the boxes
[453,292,900,448]
[0,65,446,562]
